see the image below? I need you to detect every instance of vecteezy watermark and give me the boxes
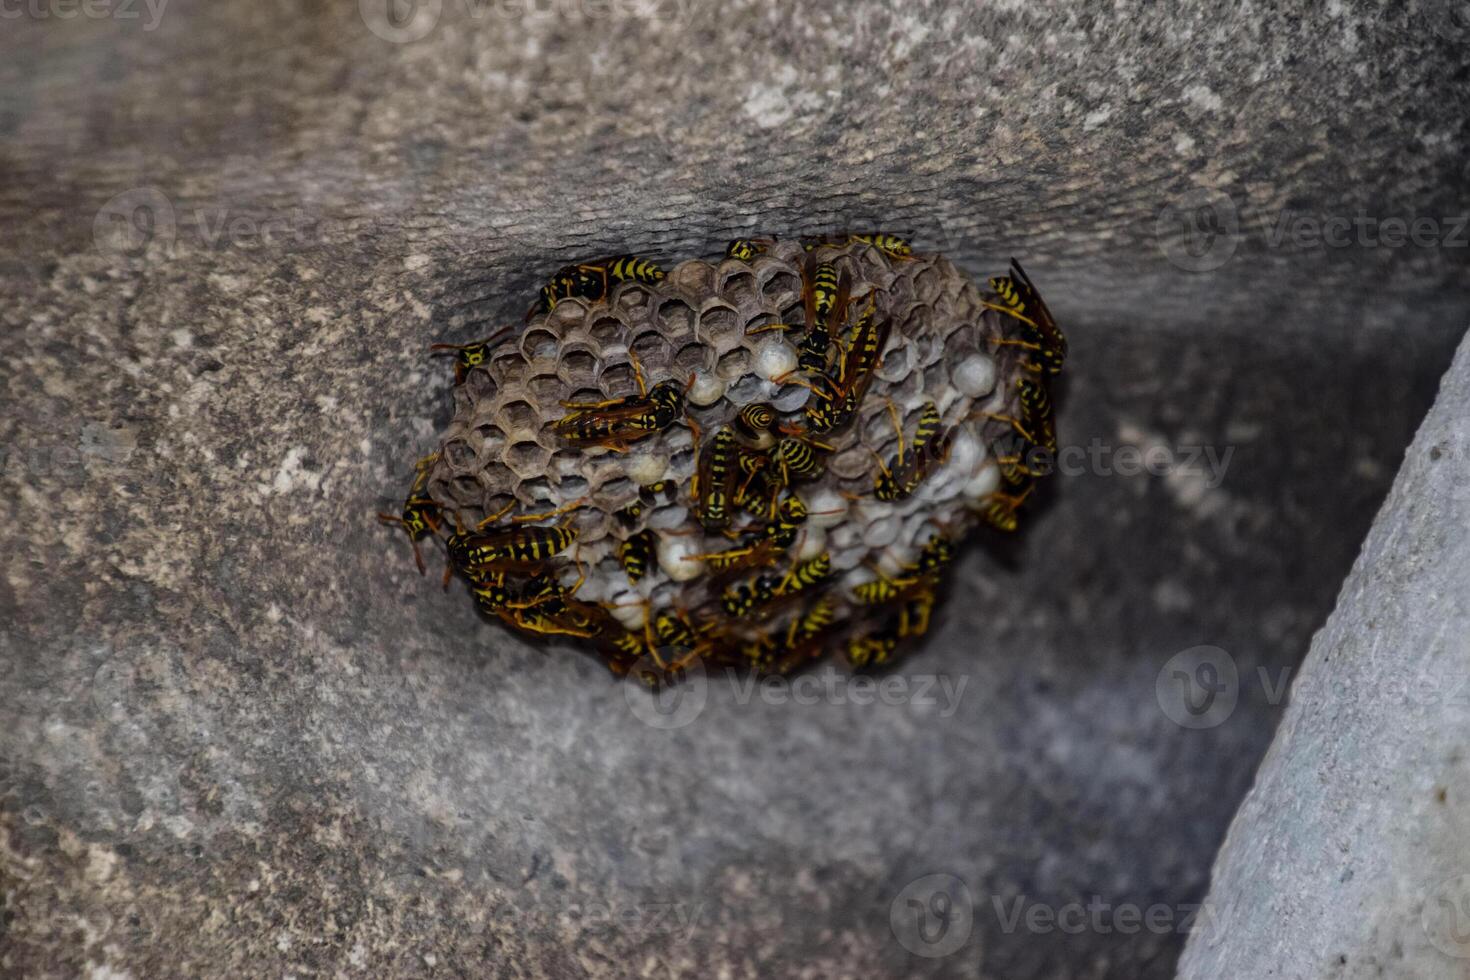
[1157,189,1469,272]
[992,894,1221,944]
[92,187,349,259]
[1155,645,1296,730]
[623,662,970,729]
[1423,874,1470,959]
[890,874,974,958]
[359,0,695,44]
[0,0,168,29]
[555,899,705,943]
[991,432,1235,490]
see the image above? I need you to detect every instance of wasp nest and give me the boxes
[382,237,1063,680]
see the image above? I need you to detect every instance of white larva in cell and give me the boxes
[659,532,706,582]
[797,526,827,561]
[953,352,997,398]
[626,452,667,485]
[964,460,1003,501]
[753,336,798,382]
[687,372,726,407]
[804,488,848,529]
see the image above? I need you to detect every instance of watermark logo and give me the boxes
[890,873,974,958]
[1156,188,1240,272]
[622,655,708,730]
[1423,874,1470,959]
[359,0,441,43]
[1156,645,1239,729]
[94,187,177,257]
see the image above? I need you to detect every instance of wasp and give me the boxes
[376,452,442,575]
[720,572,780,617]
[896,590,936,639]
[775,552,831,597]
[763,494,808,548]
[777,297,887,436]
[527,254,665,320]
[1017,378,1058,453]
[977,484,1034,533]
[773,432,832,485]
[691,423,739,531]
[733,402,778,448]
[617,529,658,584]
[443,499,584,579]
[429,327,515,384]
[725,238,774,261]
[870,401,952,501]
[847,627,899,669]
[469,571,516,616]
[747,257,850,375]
[845,232,914,260]
[784,594,837,650]
[985,259,1065,375]
[554,356,689,452]
[614,479,677,527]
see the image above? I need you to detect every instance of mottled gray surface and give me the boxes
[1,2,1467,978]
[1179,335,1470,979]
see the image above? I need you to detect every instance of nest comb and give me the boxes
[397,238,1060,679]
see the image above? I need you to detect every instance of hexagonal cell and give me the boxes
[496,398,541,434]
[725,372,766,404]
[615,284,653,315]
[672,341,712,375]
[519,326,561,361]
[652,297,692,336]
[912,267,943,304]
[442,437,476,470]
[557,473,590,498]
[874,341,912,383]
[465,369,498,403]
[449,474,484,509]
[715,347,751,380]
[596,475,635,509]
[588,314,625,348]
[489,347,529,384]
[548,448,582,481]
[718,269,757,309]
[630,330,673,370]
[504,440,550,479]
[696,301,741,347]
[559,346,601,388]
[527,372,566,407]
[518,476,555,506]
[666,259,714,296]
[759,268,800,305]
[599,362,637,398]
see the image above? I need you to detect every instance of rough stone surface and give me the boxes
[1178,334,1470,979]
[2,2,1468,978]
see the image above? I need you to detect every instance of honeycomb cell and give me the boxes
[719,269,757,309]
[505,441,551,479]
[658,299,696,336]
[559,347,600,388]
[497,399,540,433]
[630,330,672,369]
[716,347,751,380]
[589,315,625,348]
[697,302,741,347]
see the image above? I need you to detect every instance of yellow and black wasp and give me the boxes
[376,452,442,575]
[554,356,690,452]
[733,402,778,449]
[720,571,781,617]
[977,484,1034,533]
[847,626,899,669]
[614,479,677,527]
[986,259,1065,376]
[617,529,658,584]
[871,400,953,501]
[772,431,833,485]
[442,500,584,582]
[429,327,515,384]
[777,296,887,436]
[725,238,774,262]
[747,256,850,375]
[802,231,914,261]
[691,423,738,531]
[526,254,665,320]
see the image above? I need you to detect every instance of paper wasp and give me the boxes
[691,423,738,531]
[725,238,774,262]
[773,432,833,484]
[747,257,849,375]
[802,232,914,261]
[733,402,777,449]
[429,328,514,384]
[526,253,665,320]
[776,295,886,436]
[554,355,690,452]
[618,529,658,584]
[985,259,1065,375]
[376,452,442,575]
[442,499,584,582]
[847,627,899,668]
[977,484,1034,533]
[870,400,953,501]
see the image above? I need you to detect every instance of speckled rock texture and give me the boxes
[2,2,1468,978]
[1177,334,1470,979]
